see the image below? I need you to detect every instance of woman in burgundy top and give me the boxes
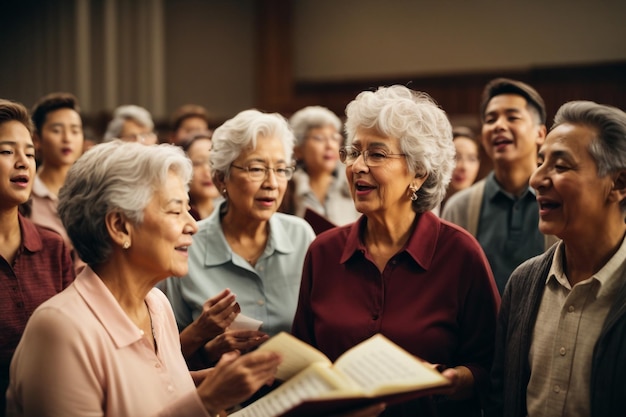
[292,85,500,417]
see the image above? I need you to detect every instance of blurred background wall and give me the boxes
[1,0,625,139]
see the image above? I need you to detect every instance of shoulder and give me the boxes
[507,247,556,291]
[445,179,485,210]
[309,222,353,251]
[272,212,316,238]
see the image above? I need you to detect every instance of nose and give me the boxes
[530,163,547,190]
[351,152,369,174]
[185,212,199,235]
[15,150,31,169]
[262,168,279,188]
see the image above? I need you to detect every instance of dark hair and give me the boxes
[171,104,210,132]
[480,78,546,125]
[0,99,34,135]
[31,92,81,134]
[179,129,213,153]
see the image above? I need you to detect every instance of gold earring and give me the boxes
[123,241,130,249]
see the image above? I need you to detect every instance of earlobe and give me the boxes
[536,125,547,146]
[105,211,131,248]
[610,171,626,204]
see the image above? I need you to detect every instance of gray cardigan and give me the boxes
[486,244,626,417]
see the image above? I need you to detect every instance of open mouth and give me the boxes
[10,175,29,184]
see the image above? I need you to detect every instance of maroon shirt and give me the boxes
[292,211,500,416]
[1,213,75,412]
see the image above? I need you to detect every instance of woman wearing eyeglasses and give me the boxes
[291,86,500,417]
[161,109,316,369]
[281,106,359,227]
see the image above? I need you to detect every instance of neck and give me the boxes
[563,215,626,286]
[93,256,156,315]
[38,164,71,196]
[306,169,334,203]
[364,205,417,248]
[492,159,536,196]
[221,209,269,265]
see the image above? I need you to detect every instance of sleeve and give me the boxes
[483,278,512,417]
[10,308,106,417]
[291,248,317,346]
[455,242,501,404]
[160,276,195,332]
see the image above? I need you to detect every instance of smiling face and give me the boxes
[530,123,617,242]
[450,136,480,192]
[296,125,341,175]
[219,135,289,223]
[128,171,198,279]
[346,126,424,218]
[0,121,36,210]
[187,138,220,202]
[36,108,84,168]
[481,94,545,166]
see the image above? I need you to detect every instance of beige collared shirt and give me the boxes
[30,174,69,244]
[527,237,626,417]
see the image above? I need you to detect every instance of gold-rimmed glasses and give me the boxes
[231,163,294,181]
[338,146,406,166]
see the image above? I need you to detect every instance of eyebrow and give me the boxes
[247,157,287,165]
[47,122,83,128]
[0,140,35,148]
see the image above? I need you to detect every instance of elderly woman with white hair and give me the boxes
[6,141,282,416]
[283,105,359,227]
[291,86,500,417]
[103,104,158,144]
[162,109,316,369]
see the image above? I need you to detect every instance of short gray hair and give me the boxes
[103,105,154,142]
[58,141,192,266]
[289,106,342,146]
[344,85,455,213]
[211,109,295,179]
[552,100,626,212]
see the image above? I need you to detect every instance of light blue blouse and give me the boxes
[162,204,316,337]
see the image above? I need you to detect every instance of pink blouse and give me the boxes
[6,267,210,417]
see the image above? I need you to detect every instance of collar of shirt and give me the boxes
[73,266,157,348]
[32,174,58,201]
[484,171,536,202]
[546,236,626,298]
[339,210,439,270]
[199,202,297,267]
[18,212,44,253]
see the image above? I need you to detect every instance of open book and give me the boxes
[230,332,450,417]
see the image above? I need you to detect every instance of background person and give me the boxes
[6,141,282,417]
[0,99,74,417]
[179,130,222,220]
[103,104,157,144]
[487,101,626,417]
[292,85,500,417]
[162,109,316,368]
[170,104,211,145]
[442,78,556,294]
[28,92,85,271]
[283,105,359,226]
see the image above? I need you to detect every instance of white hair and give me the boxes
[103,105,154,142]
[289,106,342,146]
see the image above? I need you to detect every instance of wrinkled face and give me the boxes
[450,136,480,192]
[481,94,544,165]
[530,123,616,242]
[297,125,341,175]
[129,171,198,279]
[187,138,220,201]
[346,126,424,217]
[0,121,36,209]
[37,108,84,167]
[221,135,289,223]
[119,119,157,145]
[175,117,208,145]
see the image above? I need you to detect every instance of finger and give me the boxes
[204,288,235,308]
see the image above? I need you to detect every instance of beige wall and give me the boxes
[293,0,626,80]
[0,0,624,127]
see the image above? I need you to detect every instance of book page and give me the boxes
[257,332,332,381]
[230,363,353,417]
[334,334,449,395]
